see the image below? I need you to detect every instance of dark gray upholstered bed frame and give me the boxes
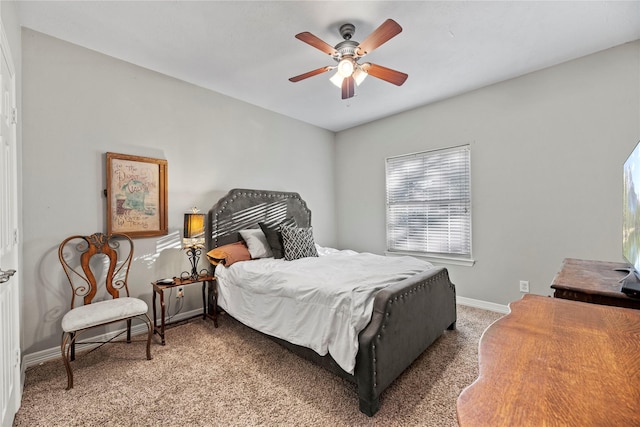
[207,188,457,416]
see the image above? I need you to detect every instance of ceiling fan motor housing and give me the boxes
[339,23,355,40]
[334,40,358,61]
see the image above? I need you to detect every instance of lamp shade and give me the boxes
[183,213,205,239]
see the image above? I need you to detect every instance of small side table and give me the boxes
[550,258,640,310]
[151,274,217,345]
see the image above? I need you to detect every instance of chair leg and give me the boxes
[126,318,132,343]
[61,332,74,390]
[70,332,76,361]
[144,314,152,360]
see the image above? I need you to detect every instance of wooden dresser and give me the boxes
[550,258,640,309]
[457,294,640,426]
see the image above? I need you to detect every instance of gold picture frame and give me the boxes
[106,152,168,238]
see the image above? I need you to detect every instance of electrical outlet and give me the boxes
[176,286,184,298]
[519,280,530,293]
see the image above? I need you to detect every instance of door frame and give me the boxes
[0,16,21,427]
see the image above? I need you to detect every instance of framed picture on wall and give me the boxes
[106,152,168,238]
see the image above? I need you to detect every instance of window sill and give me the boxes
[385,251,475,267]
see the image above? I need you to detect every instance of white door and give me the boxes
[0,21,20,427]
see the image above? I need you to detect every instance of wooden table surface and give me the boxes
[457,294,640,427]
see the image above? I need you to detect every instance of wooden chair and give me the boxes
[58,232,152,389]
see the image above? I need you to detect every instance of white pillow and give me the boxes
[239,229,273,259]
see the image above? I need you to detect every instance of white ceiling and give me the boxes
[17,1,640,132]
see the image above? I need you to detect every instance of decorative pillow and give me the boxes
[206,242,251,266]
[281,226,319,261]
[258,217,297,259]
[239,228,273,259]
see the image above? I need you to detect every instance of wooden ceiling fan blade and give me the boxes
[362,63,408,86]
[295,32,338,56]
[342,76,355,99]
[356,19,402,56]
[289,66,333,83]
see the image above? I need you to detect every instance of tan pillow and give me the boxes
[206,242,251,266]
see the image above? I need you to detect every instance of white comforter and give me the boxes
[214,247,433,374]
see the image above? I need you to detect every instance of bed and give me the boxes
[206,188,457,416]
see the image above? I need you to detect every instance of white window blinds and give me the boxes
[386,145,471,258]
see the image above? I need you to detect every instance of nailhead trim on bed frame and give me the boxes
[208,188,312,250]
[370,268,454,392]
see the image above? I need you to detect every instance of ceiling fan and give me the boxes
[289,19,408,100]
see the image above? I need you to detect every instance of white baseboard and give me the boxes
[22,308,204,369]
[456,296,510,314]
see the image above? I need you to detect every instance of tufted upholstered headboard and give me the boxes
[207,188,312,249]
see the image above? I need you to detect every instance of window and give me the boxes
[386,145,472,263]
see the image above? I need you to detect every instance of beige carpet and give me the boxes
[15,305,502,426]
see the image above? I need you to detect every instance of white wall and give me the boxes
[336,41,640,306]
[21,29,336,354]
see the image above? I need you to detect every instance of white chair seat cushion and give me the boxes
[61,297,148,332]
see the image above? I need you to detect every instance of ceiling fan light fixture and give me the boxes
[353,67,367,86]
[337,57,355,78]
[329,71,344,88]
[331,65,367,90]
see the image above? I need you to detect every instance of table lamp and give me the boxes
[182,208,205,280]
